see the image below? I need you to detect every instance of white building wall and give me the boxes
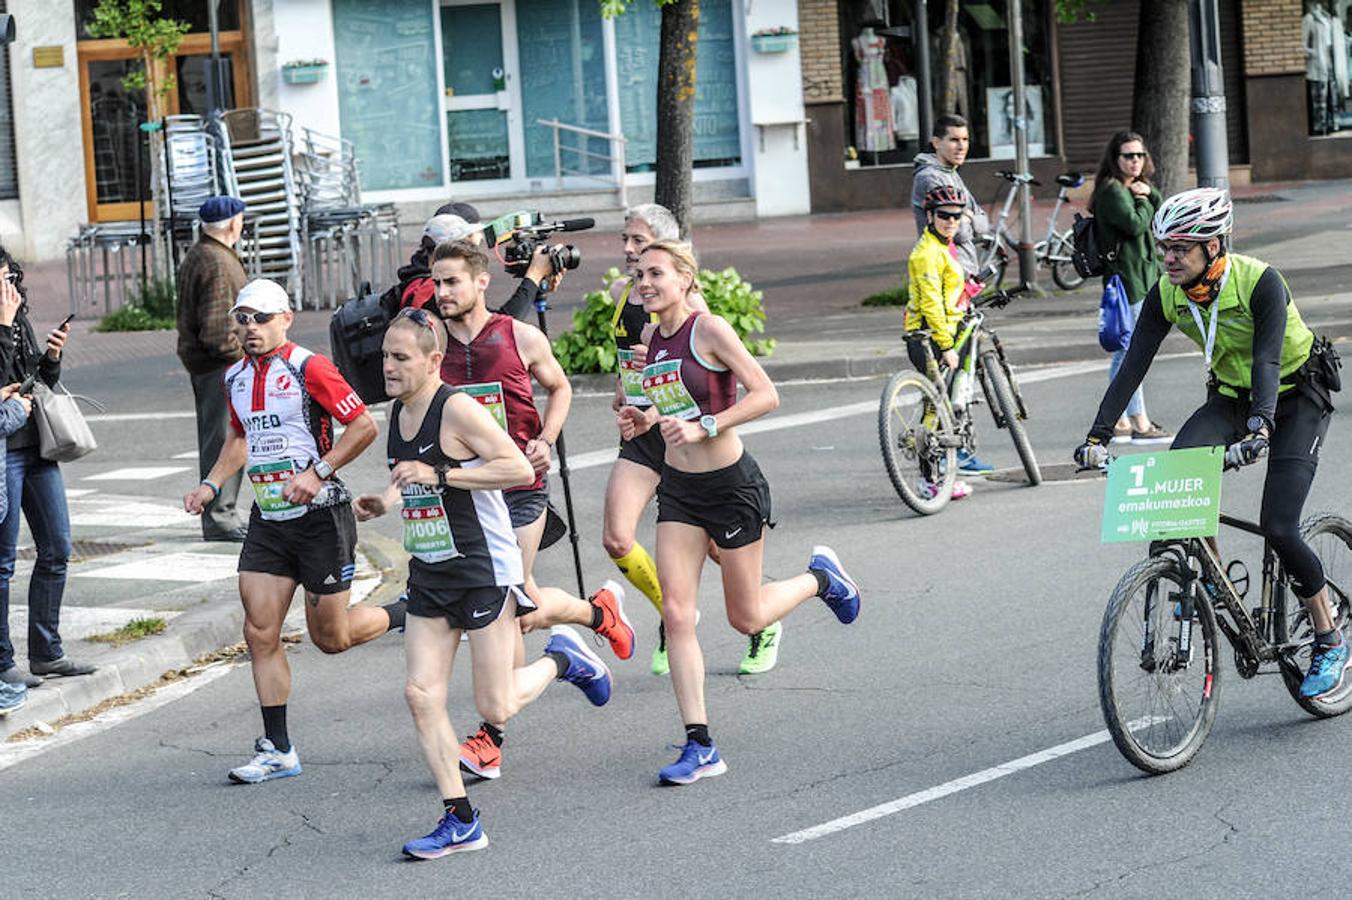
[267,0,342,139]
[8,0,87,260]
[741,0,810,218]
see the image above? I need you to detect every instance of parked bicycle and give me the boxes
[878,286,1041,515]
[977,170,1085,291]
[1097,479,1352,774]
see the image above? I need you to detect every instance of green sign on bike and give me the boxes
[1101,447,1223,543]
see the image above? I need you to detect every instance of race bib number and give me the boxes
[641,360,700,420]
[1101,447,1223,543]
[248,460,304,521]
[617,350,650,407]
[460,382,508,431]
[402,489,461,563]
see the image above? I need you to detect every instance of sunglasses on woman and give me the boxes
[233,311,277,325]
[1119,151,1148,161]
[933,210,964,222]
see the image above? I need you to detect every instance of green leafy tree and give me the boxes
[86,0,190,121]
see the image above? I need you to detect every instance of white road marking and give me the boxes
[69,499,197,529]
[8,606,182,641]
[74,551,240,583]
[64,489,98,498]
[170,450,199,459]
[84,466,191,482]
[86,411,196,423]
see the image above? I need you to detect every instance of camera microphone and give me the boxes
[556,217,595,233]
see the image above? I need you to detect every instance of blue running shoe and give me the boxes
[1301,640,1350,698]
[957,450,995,474]
[544,625,612,706]
[228,738,302,784]
[809,545,860,624]
[0,680,26,717]
[402,810,488,859]
[659,739,728,785]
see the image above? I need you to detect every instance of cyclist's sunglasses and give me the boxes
[396,307,437,329]
[233,310,278,325]
[932,210,964,222]
[1156,242,1199,258]
[1119,151,1148,161]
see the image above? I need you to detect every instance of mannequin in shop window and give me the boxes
[853,23,896,154]
[884,43,919,144]
[1305,2,1340,134]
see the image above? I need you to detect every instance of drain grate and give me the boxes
[16,539,147,562]
[985,463,1103,484]
[1234,194,1289,205]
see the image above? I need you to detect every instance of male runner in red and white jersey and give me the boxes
[430,240,633,780]
[184,279,406,785]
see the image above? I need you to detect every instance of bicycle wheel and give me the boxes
[1276,515,1352,717]
[878,371,956,515]
[1049,230,1085,290]
[980,351,1041,485]
[1098,554,1221,774]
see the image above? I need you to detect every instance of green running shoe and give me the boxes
[651,622,670,676]
[739,621,782,675]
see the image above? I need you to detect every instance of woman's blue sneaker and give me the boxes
[1301,641,1350,697]
[659,739,727,785]
[957,450,995,474]
[402,810,488,859]
[809,546,860,624]
[0,680,26,716]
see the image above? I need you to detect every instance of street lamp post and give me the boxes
[1007,0,1036,286]
[1189,0,1229,189]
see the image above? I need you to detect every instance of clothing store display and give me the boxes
[853,27,895,153]
[891,75,919,141]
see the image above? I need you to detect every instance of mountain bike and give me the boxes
[976,170,1085,291]
[1097,499,1352,774]
[878,286,1041,515]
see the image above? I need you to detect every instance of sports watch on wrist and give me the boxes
[699,414,718,439]
[1246,415,1268,436]
[313,459,335,480]
[434,463,451,489]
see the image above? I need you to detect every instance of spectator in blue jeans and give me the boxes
[0,380,30,712]
[0,247,96,688]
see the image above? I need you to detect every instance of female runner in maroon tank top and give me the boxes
[617,240,864,786]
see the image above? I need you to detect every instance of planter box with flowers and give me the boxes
[751,27,797,54]
[282,59,329,85]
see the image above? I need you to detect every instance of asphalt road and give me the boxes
[4,354,1352,898]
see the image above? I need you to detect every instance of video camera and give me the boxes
[482,211,594,279]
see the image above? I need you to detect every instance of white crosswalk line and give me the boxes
[74,551,240,583]
[84,466,191,482]
[8,606,183,640]
[170,450,199,459]
[68,498,197,529]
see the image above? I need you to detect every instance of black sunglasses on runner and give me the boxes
[233,311,277,325]
[396,306,436,329]
[1119,151,1148,161]
[933,210,964,222]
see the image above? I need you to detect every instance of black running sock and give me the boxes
[546,650,571,678]
[685,723,712,747]
[810,569,830,597]
[481,722,504,748]
[589,602,604,630]
[382,599,408,631]
[442,796,474,824]
[261,704,290,753]
[1316,629,1344,648]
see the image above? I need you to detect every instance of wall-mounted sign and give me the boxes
[33,46,64,68]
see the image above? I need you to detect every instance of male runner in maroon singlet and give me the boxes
[429,239,633,780]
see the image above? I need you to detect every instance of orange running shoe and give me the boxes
[458,726,502,780]
[590,580,635,660]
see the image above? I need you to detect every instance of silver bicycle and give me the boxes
[977,170,1085,292]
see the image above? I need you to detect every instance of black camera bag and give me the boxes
[330,283,397,404]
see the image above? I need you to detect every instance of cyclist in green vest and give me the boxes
[1074,188,1344,698]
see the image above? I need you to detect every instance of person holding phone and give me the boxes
[0,245,96,689]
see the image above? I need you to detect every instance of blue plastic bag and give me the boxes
[1097,274,1134,353]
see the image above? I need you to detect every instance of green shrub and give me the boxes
[862,277,909,307]
[94,276,177,332]
[552,266,776,375]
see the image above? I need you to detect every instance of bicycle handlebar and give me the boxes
[994,170,1042,187]
[974,284,1030,309]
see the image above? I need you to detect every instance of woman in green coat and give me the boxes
[1090,131,1171,442]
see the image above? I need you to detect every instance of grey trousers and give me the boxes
[190,366,244,537]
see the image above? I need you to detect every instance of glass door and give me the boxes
[80,56,151,222]
[440,0,523,183]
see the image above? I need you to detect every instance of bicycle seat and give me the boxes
[1056,172,1084,188]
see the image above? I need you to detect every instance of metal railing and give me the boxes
[536,118,628,207]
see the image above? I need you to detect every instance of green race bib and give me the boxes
[402,489,461,563]
[1101,447,1223,543]
[641,360,700,420]
[460,382,508,431]
[247,460,304,520]
[618,349,650,406]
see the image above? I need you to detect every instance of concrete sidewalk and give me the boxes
[5,176,1351,741]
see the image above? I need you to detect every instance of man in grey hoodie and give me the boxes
[910,114,989,279]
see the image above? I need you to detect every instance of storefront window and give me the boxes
[614,0,741,171]
[0,2,15,201]
[76,0,241,39]
[1304,1,1352,136]
[840,0,1056,166]
[517,0,610,179]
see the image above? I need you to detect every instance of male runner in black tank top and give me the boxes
[355,312,614,859]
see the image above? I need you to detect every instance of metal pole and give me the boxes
[135,124,147,289]
[914,0,932,144]
[207,0,222,113]
[1189,0,1229,189]
[1007,0,1036,287]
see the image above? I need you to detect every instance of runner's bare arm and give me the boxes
[513,319,571,473]
[353,483,401,521]
[185,428,247,514]
[441,392,535,490]
[685,312,778,436]
[283,410,378,505]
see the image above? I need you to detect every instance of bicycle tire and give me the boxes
[1098,553,1221,774]
[877,371,956,515]
[1049,231,1085,290]
[1275,515,1352,717]
[980,351,1041,485]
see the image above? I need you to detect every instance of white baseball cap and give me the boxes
[231,279,292,314]
[422,213,485,244]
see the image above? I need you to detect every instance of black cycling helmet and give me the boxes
[923,184,967,211]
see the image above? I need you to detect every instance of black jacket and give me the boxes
[0,306,61,450]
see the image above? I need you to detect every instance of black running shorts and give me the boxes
[407,583,533,630]
[239,504,357,595]
[656,452,773,549]
[505,483,549,529]
[617,428,666,474]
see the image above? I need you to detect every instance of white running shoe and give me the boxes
[228,737,302,784]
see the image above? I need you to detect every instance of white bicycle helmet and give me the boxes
[1151,188,1233,242]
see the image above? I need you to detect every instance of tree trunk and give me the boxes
[1131,0,1191,196]
[936,0,961,115]
[654,0,699,239]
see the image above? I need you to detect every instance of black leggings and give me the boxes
[1172,387,1332,597]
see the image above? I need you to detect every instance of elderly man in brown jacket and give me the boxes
[176,196,248,541]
